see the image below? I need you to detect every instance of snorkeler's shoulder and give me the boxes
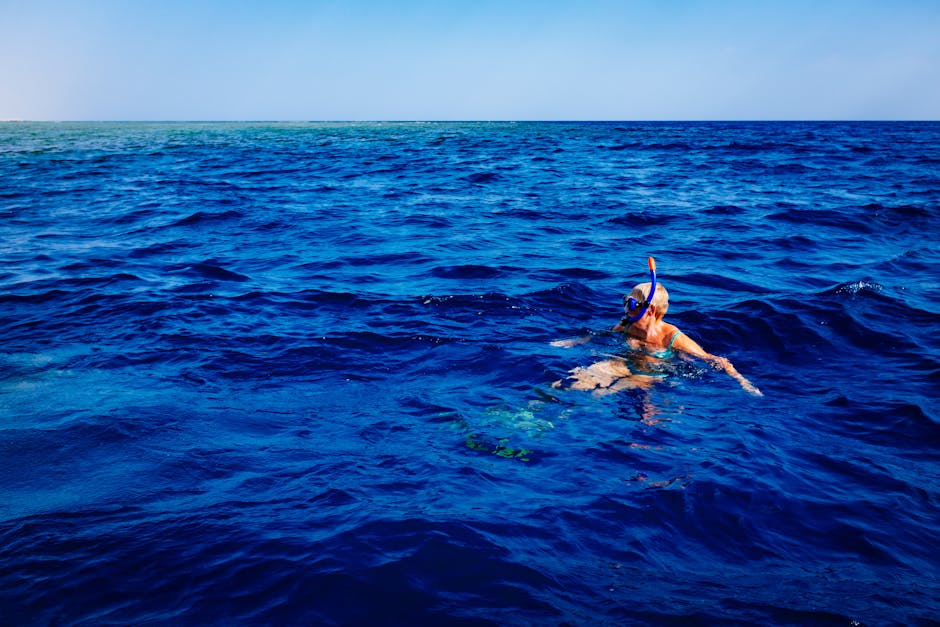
[660,321,681,341]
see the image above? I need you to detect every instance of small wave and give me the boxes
[825,280,884,297]
[419,291,519,314]
[533,267,610,281]
[643,141,691,151]
[761,234,817,252]
[103,207,163,226]
[770,163,816,174]
[171,262,250,283]
[343,252,434,268]
[393,214,453,229]
[702,204,745,215]
[1,272,144,297]
[863,202,934,222]
[170,210,243,227]
[604,142,643,151]
[607,211,676,228]
[234,289,366,312]
[825,398,939,448]
[430,264,510,280]
[465,171,500,184]
[698,298,829,358]
[128,241,188,259]
[722,141,770,152]
[0,289,70,305]
[766,207,871,234]
[680,272,770,294]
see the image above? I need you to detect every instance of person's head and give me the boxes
[624,282,669,320]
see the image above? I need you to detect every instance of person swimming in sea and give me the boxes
[552,258,762,397]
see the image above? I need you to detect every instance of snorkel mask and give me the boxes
[624,257,657,322]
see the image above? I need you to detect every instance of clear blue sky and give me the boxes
[2,0,938,120]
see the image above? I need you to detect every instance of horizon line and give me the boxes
[3,118,938,124]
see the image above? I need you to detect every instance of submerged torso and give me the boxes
[621,323,683,375]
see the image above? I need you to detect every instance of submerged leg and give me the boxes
[556,359,658,396]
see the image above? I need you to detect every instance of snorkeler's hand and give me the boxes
[550,335,592,348]
[710,356,763,397]
[739,379,763,397]
[710,356,733,371]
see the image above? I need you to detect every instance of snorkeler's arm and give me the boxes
[552,315,633,348]
[550,334,592,348]
[553,318,629,347]
[672,333,763,397]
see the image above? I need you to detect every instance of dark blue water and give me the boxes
[1,121,938,625]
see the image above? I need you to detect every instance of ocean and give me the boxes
[1,121,938,625]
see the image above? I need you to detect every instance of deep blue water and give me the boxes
[1,121,938,625]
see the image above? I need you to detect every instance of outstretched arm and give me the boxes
[550,334,592,348]
[552,319,627,348]
[672,333,763,396]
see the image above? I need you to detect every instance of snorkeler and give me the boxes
[553,257,762,397]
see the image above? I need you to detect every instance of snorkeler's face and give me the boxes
[625,300,655,322]
[625,298,647,314]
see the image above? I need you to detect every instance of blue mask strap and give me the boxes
[626,257,657,322]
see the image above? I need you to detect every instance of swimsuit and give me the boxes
[649,330,683,359]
